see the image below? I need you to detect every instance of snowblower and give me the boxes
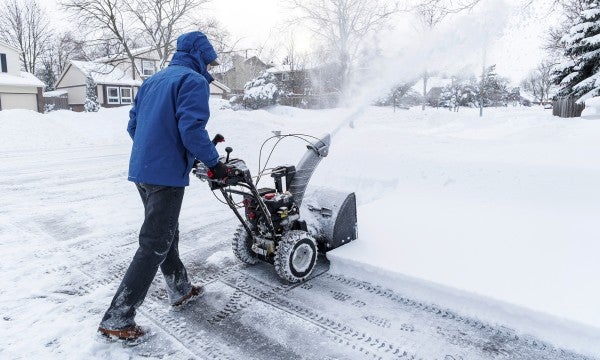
[193,133,357,283]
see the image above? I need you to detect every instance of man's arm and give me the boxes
[176,75,219,168]
[127,95,138,140]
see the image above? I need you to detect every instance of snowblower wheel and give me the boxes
[232,225,259,265]
[274,230,318,283]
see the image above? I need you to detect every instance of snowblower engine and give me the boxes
[193,133,357,283]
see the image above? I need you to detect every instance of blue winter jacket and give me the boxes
[127,32,219,187]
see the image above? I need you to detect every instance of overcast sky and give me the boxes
[41,0,559,84]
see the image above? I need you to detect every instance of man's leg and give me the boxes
[99,183,184,330]
[160,226,194,304]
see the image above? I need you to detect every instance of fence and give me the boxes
[553,97,585,118]
[43,92,69,112]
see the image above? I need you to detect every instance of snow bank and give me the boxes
[0,107,131,151]
[582,96,600,119]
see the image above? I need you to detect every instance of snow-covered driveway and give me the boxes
[0,142,593,359]
[1,104,599,359]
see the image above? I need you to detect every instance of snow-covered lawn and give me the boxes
[0,101,599,358]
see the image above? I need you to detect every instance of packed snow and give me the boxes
[1,100,599,358]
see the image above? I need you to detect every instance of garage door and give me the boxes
[0,93,37,111]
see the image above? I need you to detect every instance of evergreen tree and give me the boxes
[554,0,600,102]
[84,75,100,112]
[507,87,522,106]
[479,65,509,107]
[38,63,56,91]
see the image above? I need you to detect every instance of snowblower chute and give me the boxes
[193,133,358,283]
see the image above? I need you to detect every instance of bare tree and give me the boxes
[62,0,142,77]
[192,16,243,75]
[0,0,52,74]
[281,35,311,95]
[521,60,557,104]
[415,0,481,27]
[63,0,213,76]
[123,0,207,69]
[46,32,86,74]
[38,32,87,89]
[282,35,309,73]
[543,0,587,56]
[288,0,400,93]
[414,0,482,110]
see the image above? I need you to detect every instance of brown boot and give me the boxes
[98,325,145,340]
[172,285,204,307]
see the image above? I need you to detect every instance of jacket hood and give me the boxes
[169,31,217,83]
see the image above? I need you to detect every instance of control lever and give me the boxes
[212,134,225,145]
[225,147,233,163]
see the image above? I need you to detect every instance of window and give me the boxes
[106,86,134,105]
[142,60,155,76]
[0,53,7,73]
[282,72,290,81]
[106,86,120,104]
[120,87,132,104]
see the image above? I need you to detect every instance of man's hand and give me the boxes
[207,161,229,181]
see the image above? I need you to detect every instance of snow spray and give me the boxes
[329,0,513,137]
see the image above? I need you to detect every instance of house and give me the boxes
[267,64,312,95]
[0,41,45,112]
[55,60,143,112]
[269,63,342,108]
[214,55,271,93]
[55,47,230,111]
[97,47,230,96]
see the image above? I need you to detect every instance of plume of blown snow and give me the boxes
[331,0,513,136]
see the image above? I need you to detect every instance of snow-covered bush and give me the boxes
[43,104,56,113]
[84,75,100,112]
[242,72,283,109]
[439,77,479,110]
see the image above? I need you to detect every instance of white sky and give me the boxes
[42,0,559,84]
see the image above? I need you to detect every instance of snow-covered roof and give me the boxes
[266,64,316,74]
[0,71,44,87]
[70,60,142,86]
[93,46,157,63]
[214,56,270,75]
[211,80,231,93]
[0,40,21,53]
[43,89,68,97]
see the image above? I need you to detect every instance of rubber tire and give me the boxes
[232,225,259,265]
[274,230,318,283]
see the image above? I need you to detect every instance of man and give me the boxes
[98,31,229,340]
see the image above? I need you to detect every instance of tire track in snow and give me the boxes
[219,271,417,360]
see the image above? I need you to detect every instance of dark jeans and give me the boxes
[100,183,192,330]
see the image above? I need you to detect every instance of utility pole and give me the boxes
[480,48,486,118]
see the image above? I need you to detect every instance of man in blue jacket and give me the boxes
[98,31,229,340]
